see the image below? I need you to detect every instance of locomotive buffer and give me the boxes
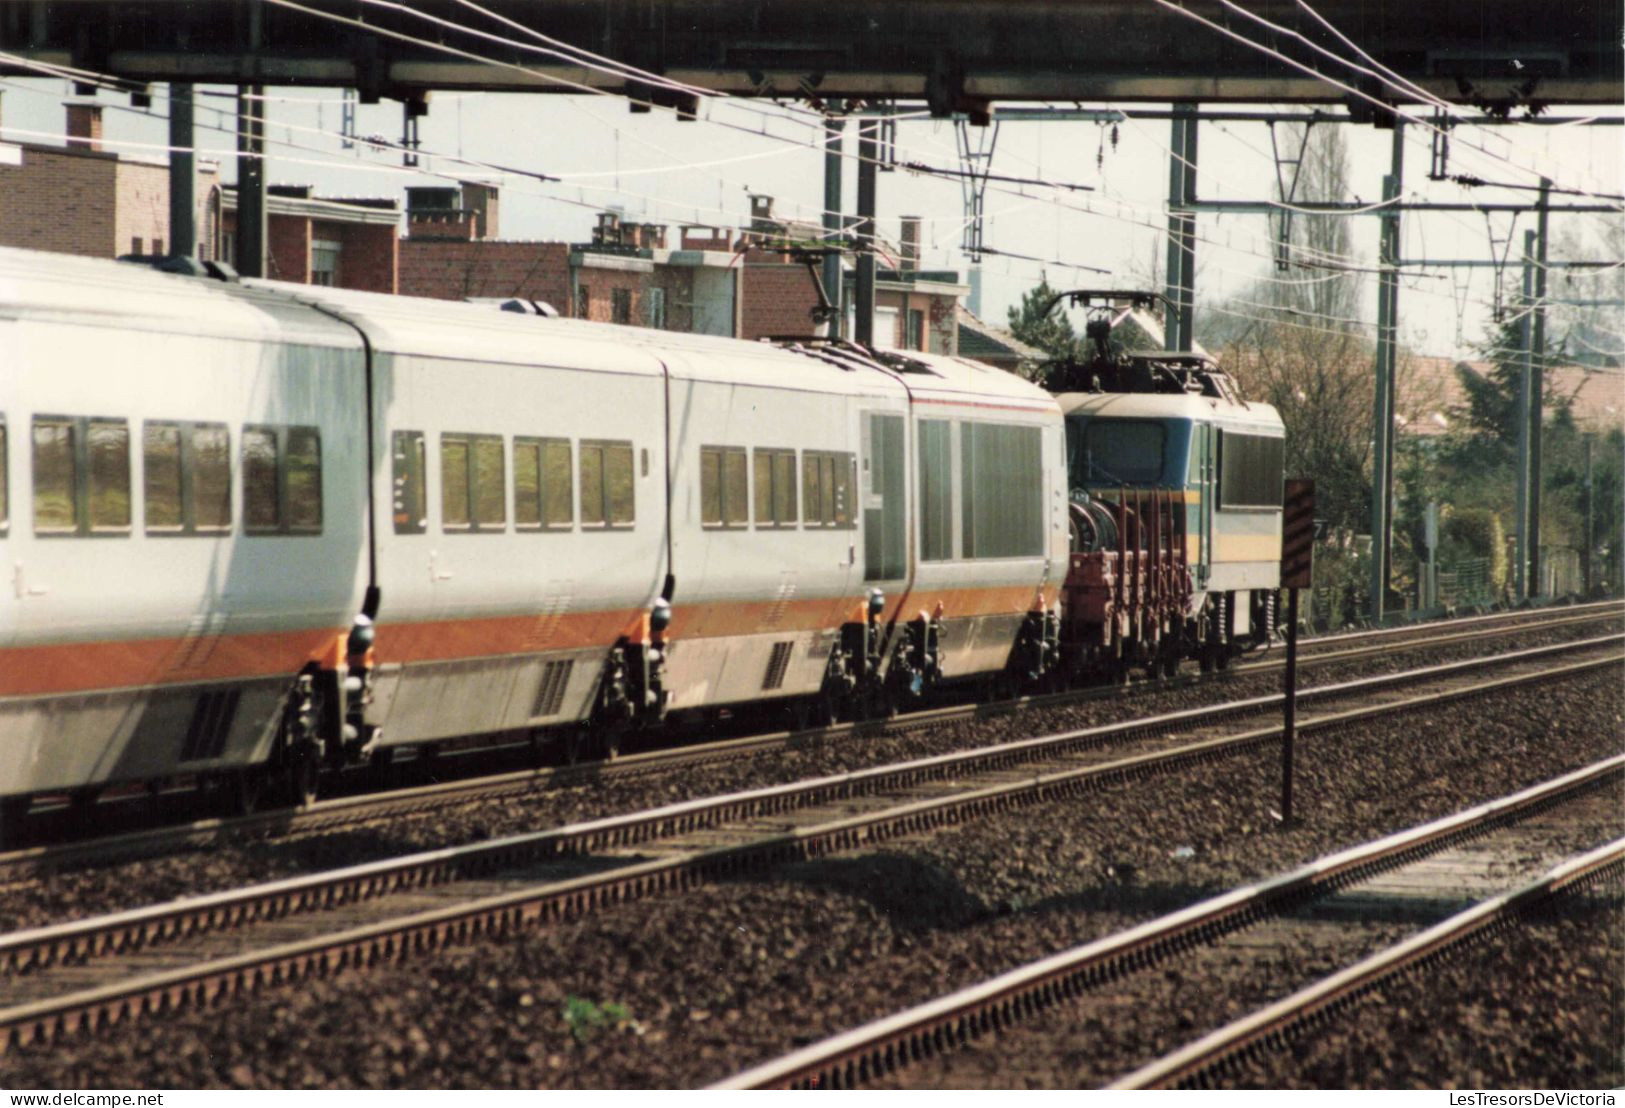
[1277,479,1315,826]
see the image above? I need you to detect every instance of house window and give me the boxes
[645,287,666,330]
[907,309,925,351]
[311,239,341,287]
[611,287,632,324]
[575,285,590,319]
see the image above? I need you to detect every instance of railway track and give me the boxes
[6,602,1618,885]
[0,634,1617,1054]
[715,758,1625,1089]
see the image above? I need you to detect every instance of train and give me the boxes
[0,248,1284,821]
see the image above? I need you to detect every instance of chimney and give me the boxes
[749,194,775,231]
[462,181,500,240]
[65,102,103,152]
[900,215,920,269]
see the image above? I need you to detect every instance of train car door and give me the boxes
[861,411,907,586]
[1191,423,1214,589]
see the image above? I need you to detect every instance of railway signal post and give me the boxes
[1278,479,1315,826]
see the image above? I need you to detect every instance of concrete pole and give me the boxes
[1514,230,1536,601]
[235,85,267,278]
[1163,105,1197,352]
[822,115,845,338]
[1528,176,1551,588]
[1368,121,1404,623]
[854,119,878,346]
[167,83,195,259]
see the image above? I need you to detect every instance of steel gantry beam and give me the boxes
[0,1,1618,107]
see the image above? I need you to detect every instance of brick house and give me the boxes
[0,100,223,261]
[221,185,401,293]
[399,188,740,333]
[0,98,398,292]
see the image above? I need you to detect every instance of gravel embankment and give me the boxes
[3,618,1615,933]
[5,656,1619,1088]
[1220,888,1624,1089]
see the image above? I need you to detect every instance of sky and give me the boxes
[2,71,1620,361]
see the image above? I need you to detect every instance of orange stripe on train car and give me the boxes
[0,584,1058,699]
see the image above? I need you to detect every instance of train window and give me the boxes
[544,440,573,528]
[1217,431,1284,510]
[515,437,573,531]
[146,422,233,535]
[243,427,281,532]
[440,436,471,529]
[192,424,232,532]
[752,449,797,529]
[144,423,185,531]
[801,454,822,527]
[961,422,1043,559]
[1080,420,1164,485]
[801,451,856,530]
[918,420,953,561]
[701,445,747,529]
[285,427,322,533]
[471,436,505,529]
[513,439,542,529]
[581,440,635,529]
[87,419,131,532]
[0,419,7,535]
[392,430,427,535]
[33,418,77,533]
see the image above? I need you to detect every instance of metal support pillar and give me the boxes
[1528,177,1551,590]
[854,118,878,346]
[1368,121,1404,623]
[167,83,195,258]
[235,85,267,278]
[822,116,845,338]
[1514,230,1536,601]
[1163,105,1197,352]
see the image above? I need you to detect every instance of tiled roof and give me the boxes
[956,306,1045,362]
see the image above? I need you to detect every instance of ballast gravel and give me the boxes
[2,614,1616,932]
[4,655,1619,1089]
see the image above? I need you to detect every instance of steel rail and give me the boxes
[4,606,1616,885]
[4,634,1616,977]
[1111,838,1625,1089]
[714,758,1625,1090]
[0,647,1617,1053]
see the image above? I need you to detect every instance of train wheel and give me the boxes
[1161,654,1179,679]
[598,727,624,761]
[0,797,29,846]
[1198,649,1215,674]
[1215,649,1232,672]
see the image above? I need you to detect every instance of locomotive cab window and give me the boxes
[1074,419,1165,486]
[1217,431,1284,510]
[32,416,131,536]
[515,437,572,531]
[144,421,232,535]
[243,424,323,535]
[581,440,634,529]
[701,446,748,529]
[752,448,797,529]
[441,433,506,532]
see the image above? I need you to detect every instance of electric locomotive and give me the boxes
[1039,291,1285,680]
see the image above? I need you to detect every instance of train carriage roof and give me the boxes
[0,246,361,350]
[1058,389,1284,434]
